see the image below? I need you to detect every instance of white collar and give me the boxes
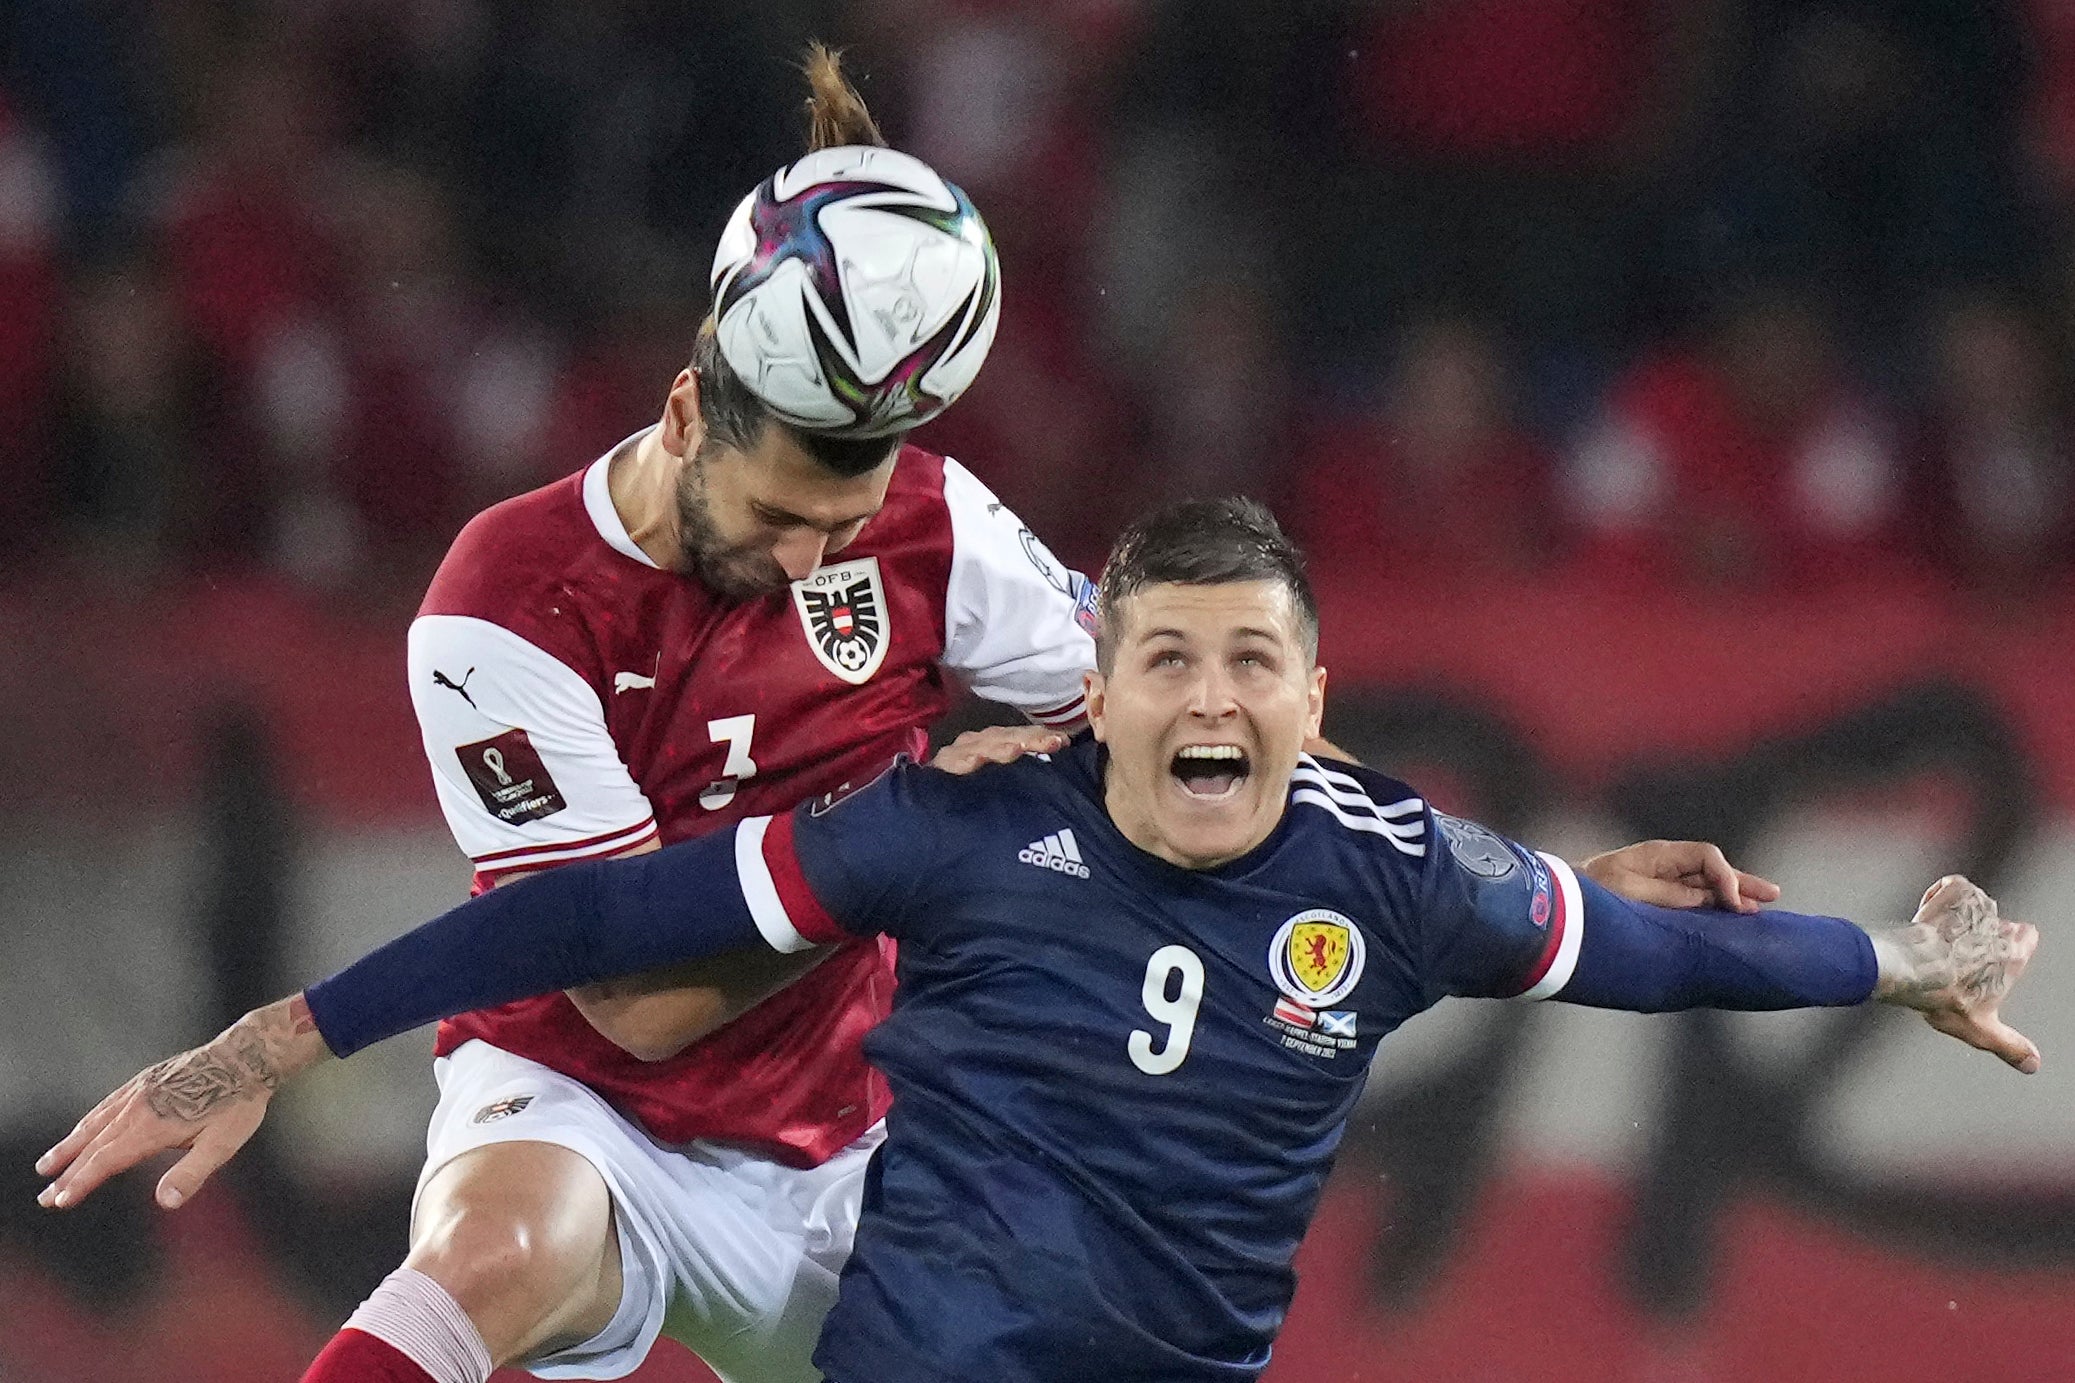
[583,429,661,569]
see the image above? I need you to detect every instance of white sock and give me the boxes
[343,1267,495,1383]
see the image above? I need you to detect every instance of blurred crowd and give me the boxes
[4,0,2074,602]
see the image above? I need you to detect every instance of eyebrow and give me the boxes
[1136,626,1284,645]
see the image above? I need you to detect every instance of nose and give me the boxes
[1186,663,1240,719]
[772,529,830,582]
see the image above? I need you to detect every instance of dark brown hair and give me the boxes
[1095,498,1320,672]
[694,43,899,478]
[802,42,886,151]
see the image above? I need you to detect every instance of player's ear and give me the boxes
[1305,666,1326,742]
[1084,669,1109,742]
[661,369,703,458]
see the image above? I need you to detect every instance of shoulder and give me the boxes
[844,442,946,532]
[890,441,950,499]
[865,743,1072,820]
[863,444,1012,548]
[422,469,596,619]
[417,467,617,679]
[1288,754,1429,854]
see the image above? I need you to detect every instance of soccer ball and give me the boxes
[709,145,1002,438]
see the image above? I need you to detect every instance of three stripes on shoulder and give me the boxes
[1291,756,1426,857]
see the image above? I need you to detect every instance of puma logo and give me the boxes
[614,671,657,695]
[433,668,477,709]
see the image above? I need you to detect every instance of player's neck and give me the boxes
[611,430,688,569]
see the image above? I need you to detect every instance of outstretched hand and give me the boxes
[36,996,330,1211]
[1582,839,1782,913]
[932,725,1070,776]
[1868,875,2041,1074]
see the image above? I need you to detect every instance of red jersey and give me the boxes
[406,434,1094,1165]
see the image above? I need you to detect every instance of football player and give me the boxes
[40,499,2034,1383]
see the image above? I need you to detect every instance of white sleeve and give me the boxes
[940,458,1098,725]
[407,614,658,880]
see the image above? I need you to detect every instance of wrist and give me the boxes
[1861,919,1939,1007]
[1865,924,1900,1000]
[229,995,334,1085]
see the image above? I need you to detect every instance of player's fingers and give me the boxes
[155,1128,248,1210]
[1619,875,1714,909]
[2006,919,2041,976]
[39,1123,157,1210]
[1918,874,1972,916]
[1685,845,1751,912]
[37,1082,140,1177]
[1994,920,2040,1004]
[1932,1007,2042,1074]
[1735,870,1782,905]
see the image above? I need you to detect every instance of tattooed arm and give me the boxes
[37,995,333,1211]
[1865,875,2042,1073]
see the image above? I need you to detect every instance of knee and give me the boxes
[411,1208,562,1299]
[408,1146,619,1327]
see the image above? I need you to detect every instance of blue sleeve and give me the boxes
[303,827,765,1057]
[302,758,946,1058]
[785,759,950,942]
[1415,811,1573,1001]
[1558,873,1877,1011]
[1416,810,1876,1009]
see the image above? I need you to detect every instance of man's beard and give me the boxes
[674,455,792,599]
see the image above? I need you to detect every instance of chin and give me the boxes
[1159,809,1266,870]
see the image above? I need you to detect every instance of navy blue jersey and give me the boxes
[310,735,1876,1383]
[740,738,1582,1383]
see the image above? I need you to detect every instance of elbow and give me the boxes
[565,983,728,1062]
[564,992,698,1063]
[588,1014,698,1063]
[610,1032,695,1063]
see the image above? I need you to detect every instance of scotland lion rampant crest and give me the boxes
[1267,909,1367,1008]
[792,556,890,684]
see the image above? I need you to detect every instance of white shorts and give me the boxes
[416,1040,881,1382]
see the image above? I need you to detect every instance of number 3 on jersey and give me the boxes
[699,715,759,811]
[1129,945,1204,1075]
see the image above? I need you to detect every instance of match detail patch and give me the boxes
[456,728,568,826]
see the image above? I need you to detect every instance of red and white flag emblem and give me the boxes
[1274,997,1316,1028]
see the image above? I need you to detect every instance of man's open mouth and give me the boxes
[1171,745,1250,800]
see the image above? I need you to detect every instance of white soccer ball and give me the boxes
[709,145,1002,438]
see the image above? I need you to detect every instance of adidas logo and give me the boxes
[1018,828,1090,879]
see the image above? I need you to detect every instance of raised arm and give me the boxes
[1416,811,2040,1072]
[38,763,941,1213]
[36,814,832,1212]
[1556,870,2039,1070]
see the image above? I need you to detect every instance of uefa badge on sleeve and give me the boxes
[1434,813,1519,879]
